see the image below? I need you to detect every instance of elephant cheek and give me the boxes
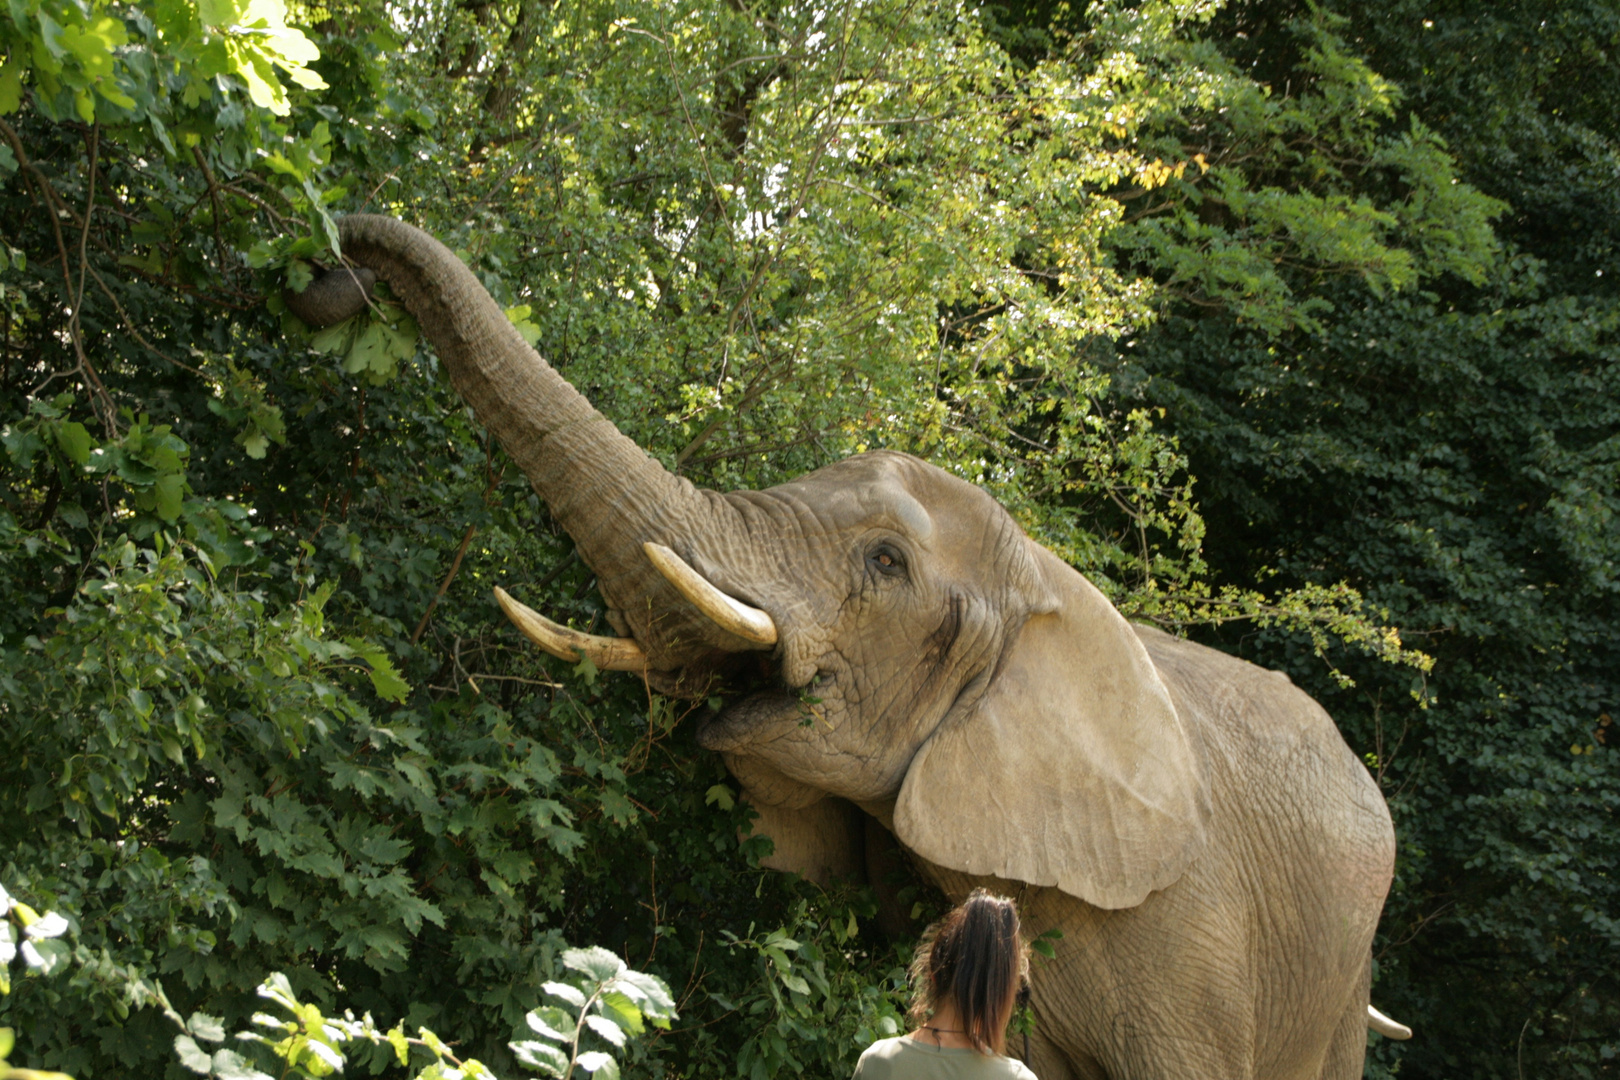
[722,753,828,809]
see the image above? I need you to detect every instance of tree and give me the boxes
[1,0,1477,1076]
[1101,1,1620,1074]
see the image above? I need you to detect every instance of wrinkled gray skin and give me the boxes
[290,217,1399,1080]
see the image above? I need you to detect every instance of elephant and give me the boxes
[288,215,1413,1080]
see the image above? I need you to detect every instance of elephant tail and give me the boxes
[1367,1004,1413,1040]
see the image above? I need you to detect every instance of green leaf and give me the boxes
[576,1051,618,1078]
[346,638,410,702]
[598,787,635,825]
[315,202,340,256]
[263,152,302,178]
[704,784,734,811]
[96,82,136,110]
[344,321,386,373]
[35,12,67,60]
[524,1007,572,1042]
[174,1034,212,1074]
[238,51,287,114]
[509,1040,569,1077]
[615,970,675,1020]
[0,61,21,115]
[196,0,244,28]
[386,1025,409,1066]
[54,421,92,466]
[597,993,643,1037]
[505,304,541,346]
[152,472,185,521]
[309,318,355,355]
[22,911,67,939]
[562,946,624,983]
[210,1047,274,1080]
[286,259,314,293]
[21,937,69,975]
[148,113,175,155]
[584,1014,626,1047]
[188,1013,227,1043]
[542,981,587,1008]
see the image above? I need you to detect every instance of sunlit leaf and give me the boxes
[562,946,624,983]
[542,981,587,1008]
[174,1035,212,1074]
[211,1047,275,1080]
[584,1013,625,1047]
[22,911,68,939]
[509,1039,569,1077]
[576,1051,617,1077]
[524,1007,572,1042]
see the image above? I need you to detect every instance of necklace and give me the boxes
[919,1024,970,1049]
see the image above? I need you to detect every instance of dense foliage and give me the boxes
[1103,0,1620,1075]
[0,0,1607,1078]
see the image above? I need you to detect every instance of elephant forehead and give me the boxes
[767,454,936,541]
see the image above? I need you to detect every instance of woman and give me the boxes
[853,890,1037,1079]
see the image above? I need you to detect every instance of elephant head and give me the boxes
[292,216,1209,911]
[683,452,1211,909]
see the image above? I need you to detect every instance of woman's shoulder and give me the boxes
[855,1036,913,1064]
[982,1051,1037,1080]
[853,1037,1039,1080]
[1004,1058,1038,1080]
[852,1036,908,1078]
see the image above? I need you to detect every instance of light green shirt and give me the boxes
[852,1036,1038,1080]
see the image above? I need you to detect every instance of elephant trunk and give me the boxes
[287,215,761,671]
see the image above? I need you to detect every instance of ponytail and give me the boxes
[908,890,1027,1054]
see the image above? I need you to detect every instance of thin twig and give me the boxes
[359,168,401,212]
[459,673,562,688]
[412,522,479,644]
[413,443,508,643]
[86,264,204,375]
[0,116,118,433]
[68,123,100,344]
[221,183,294,227]
[191,144,233,281]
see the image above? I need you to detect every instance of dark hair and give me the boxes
[908,890,1028,1054]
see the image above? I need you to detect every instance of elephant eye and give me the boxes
[866,544,906,579]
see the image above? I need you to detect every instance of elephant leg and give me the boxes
[1315,961,1372,1080]
[863,815,921,941]
[1016,1025,1095,1080]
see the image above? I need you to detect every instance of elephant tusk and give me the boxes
[642,542,778,647]
[1366,1004,1412,1041]
[493,587,648,671]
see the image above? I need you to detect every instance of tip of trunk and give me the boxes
[285,267,376,327]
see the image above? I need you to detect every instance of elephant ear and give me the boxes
[894,544,1209,909]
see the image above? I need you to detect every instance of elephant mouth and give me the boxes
[695,686,812,752]
[495,542,829,740]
